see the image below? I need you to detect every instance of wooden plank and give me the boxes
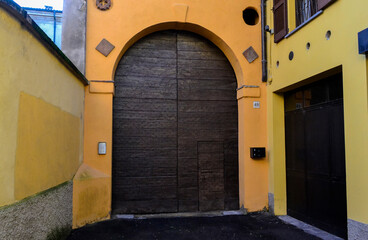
[199,190,225,200]
[113,128,177,138]
[178,67,235,80]
[198,154,224,170]
[177,121,237,130]
[113,136,177,148]
[177,40,219,52]
[178,114,237,125]
[113,98,177,112]
[113,158,177,171]
[113,186,177,200]
[115,75,176,88]
[199,199,225,212]
[113,159,177,172]
[129,40,176,51]
[178,175,198,188]
[125,48,176,59]
[178,51,226,61]
[178,59,233,70]
[116,64,177,78]
[112,199,178,214]
[179,89,236,101]
[178,101,237,113]
[115,176,177,187]
[224,199,239,210]
[198,142,225,211]
[113,151,177,161]
[129,35,177,50]
[114,87,177,100]
[178,78,237,89]
[178,200,198,212]
[178,129,237,140]
[113,167,177,177]
[120,55,176,66]
[178,143,197,159]
[178,187,199,199]
[178,157,198,172]
[113,118,177,129]
[113,148,177,160]
[113,110,177,121]
[198,142,223,153]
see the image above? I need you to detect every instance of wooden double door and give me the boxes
[112,31,239,214]
[285,74,347,238]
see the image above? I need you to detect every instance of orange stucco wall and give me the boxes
[74,0,268,227]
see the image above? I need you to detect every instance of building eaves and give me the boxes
[22,7,62,13]
[0,0,89,85]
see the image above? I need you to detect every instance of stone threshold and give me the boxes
[113,209,247,220]
[278,215,343,240]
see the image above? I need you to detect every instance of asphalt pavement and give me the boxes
[67,212,321,240]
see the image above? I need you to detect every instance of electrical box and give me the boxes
[98,142,107,155]
[250,147,266,159]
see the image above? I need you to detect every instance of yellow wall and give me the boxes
[0,7,85,206]
[77,0,268,227]
[267,0,368,225]
[15,93,81,200]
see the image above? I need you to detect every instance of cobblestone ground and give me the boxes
[67,213,321,240]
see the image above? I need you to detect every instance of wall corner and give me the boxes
[61,0,87,74]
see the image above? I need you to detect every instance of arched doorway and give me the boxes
[112,30,238,214]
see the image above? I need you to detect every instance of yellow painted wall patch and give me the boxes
[15,92,80,200]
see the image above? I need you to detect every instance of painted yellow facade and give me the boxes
[15,92,81,200]
[267,0,368,227]
[74,0,269,227]
[0,6,85,206]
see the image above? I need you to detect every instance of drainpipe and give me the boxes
[261,0,267,82]
[53,10,56,43]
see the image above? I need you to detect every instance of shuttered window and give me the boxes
[273,0,288,43]
[317,0,335,11]
[273,0,336,43]
[296,0,317,27]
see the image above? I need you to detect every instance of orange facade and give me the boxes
[74,0,268,227]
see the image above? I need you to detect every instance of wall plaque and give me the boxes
[96,0,111,10]
[96,39,115,57]
[243,46,259,63]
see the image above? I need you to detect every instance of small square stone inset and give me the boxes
[243,46,259,63]
[96,39,115,57]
